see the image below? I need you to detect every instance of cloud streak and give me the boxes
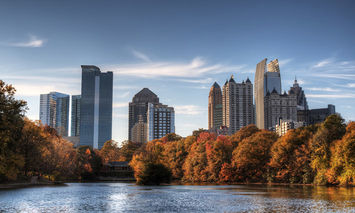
[106,57,246,78]
[174,105,205,115]
[7,35,46,48]
[132,50,151,62]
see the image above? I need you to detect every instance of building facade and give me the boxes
[128,88,159,141]
[147,103,175,141]
[275,119,304,136]
[254,58,283,130]
[208,82,223,130]
[297,104,336,125]
[254,58,267,129]
[129,88,175,143]
[289,78,308,110]
[131,115,147,143]
[222,75,253,135]
[264,89,297,130]
[40,92,69,136]
[71,95,81,136]
[80,65,113,149]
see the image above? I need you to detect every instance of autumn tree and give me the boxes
[0,80,27,181]
[269,126,316,184]
[229,124,260,148]
[311,114,346,185]
[161,139,188,179]
[100,140,121,163]
[232,130,278,183]
[182,132,216,182]
[328,122,355,186]
[118,140,142,161]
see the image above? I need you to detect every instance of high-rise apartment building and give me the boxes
[129,88,175,143]
[222,75,253,135]
[208,82,223,130]
[71,95,81,136]
[147,103,175,141]
[40,92,69,136]
[297,104,336,125]
[80,65,113,149]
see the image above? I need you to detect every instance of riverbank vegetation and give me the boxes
[1,80,354,186]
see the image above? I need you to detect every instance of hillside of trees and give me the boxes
[1,80,354,186]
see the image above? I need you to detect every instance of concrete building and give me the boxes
[222,75,253,135]
[264,89,297,130]
[208,82,223,130]
[147,103,175,141]
[71,95,81,136]
[80,65,113,149]
[131,115,147,143]
[275,119,305,136]
[297,104,336,125]
[129,88,175,143]
[40,92,69,136]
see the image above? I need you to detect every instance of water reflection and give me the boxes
[0,183,354,212]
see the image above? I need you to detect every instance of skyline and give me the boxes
[1,0,355,143]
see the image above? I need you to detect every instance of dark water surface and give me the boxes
[0,183,354,212]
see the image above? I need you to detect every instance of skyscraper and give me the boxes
[40,92,69,136]
[147,103,175,141]
[80,65,113,149]
[254,58,267,129]
[254,58,282,129]
[129,88,174,143]
[222,75,253,134]
[208,82,223,130]
[128,88,159,141]
[71,95,81,137]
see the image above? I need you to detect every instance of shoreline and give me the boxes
[0,181,65,190]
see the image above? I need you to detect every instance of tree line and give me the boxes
[0,80,140,182]
[1,80,354,186]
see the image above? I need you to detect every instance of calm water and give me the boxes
[0,183,354,212]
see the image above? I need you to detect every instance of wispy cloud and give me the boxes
[306,87,340,92]
[312,58,333,68]
[107,57,246,78]
[174,105,205,115]
[347,83,355,88]
[307,93,355,99]
[178,78,214,84]
[132,49,151,62]
[115,91,130,98]
[279,58,293,67]
[6,35,46,48]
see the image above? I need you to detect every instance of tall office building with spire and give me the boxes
[222,75,253,134]
[208,82,223,130]
[79,65,113,149]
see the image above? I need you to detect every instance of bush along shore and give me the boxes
[1,79,354,186]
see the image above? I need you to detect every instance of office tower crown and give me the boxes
[132,88,159,103]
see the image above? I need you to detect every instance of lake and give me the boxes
[0,183,354,212]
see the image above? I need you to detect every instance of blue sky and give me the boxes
[1,0,355,143]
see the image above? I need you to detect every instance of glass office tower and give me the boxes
[79,65,113,149]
